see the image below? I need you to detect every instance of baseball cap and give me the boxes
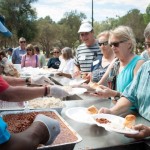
[0,16,12,37]
[78,22,93,33]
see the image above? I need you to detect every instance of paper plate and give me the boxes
[91,114,139,135]
[69,79,87,86]
[68,88,87,95]
[65,107,95,124]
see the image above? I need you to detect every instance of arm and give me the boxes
[98,58,117,85]
[0,122,49,150]
[3,76,27,86]
[133,60,144,76]
[21,55,25,68]
[99,97,132,115]
[0,86,46,102]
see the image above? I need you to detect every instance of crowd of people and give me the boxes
[0,17,150,149]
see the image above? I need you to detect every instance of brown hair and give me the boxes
[26,44,34,55]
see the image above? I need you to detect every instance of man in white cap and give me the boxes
[74,21,101,80]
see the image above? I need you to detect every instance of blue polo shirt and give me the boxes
[12,47,26,64]
[0,117,10,144]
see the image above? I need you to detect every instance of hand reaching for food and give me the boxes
[98,107,112,114]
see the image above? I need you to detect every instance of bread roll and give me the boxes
[123,114,136,128]
[87,105,98,114]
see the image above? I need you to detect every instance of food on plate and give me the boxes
[87,105,98,114]
[96,118,111,124]
[88,82,99,90]
[3,111,78,146]
[28,97,64,109]
[123,114,136,128]
[63,86,72,92]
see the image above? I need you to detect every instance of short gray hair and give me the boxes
[109,26,136,51]
[144,23,150,39]
[61,47,73,59]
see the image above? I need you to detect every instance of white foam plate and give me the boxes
[65,107,95,124]
[91,114,139,134]
[68,88,87,95]
[69,79,87,86]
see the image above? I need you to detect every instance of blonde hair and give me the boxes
[97,30,110,39]
[144,23,150,39]
[109,26,136,51]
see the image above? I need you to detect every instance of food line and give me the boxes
[1,73,150,150]
[50,75,150,150]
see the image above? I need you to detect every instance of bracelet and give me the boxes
[44,86,48,96]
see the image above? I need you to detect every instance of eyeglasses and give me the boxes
[98,41,108,46]
[145,43,150,48]
[53,51,59,54]
[109,40,128,47]
[20,41,26,43]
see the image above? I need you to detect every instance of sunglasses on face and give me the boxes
[145,43,150,48]
[98,41,108,46]
[109,40,128,48]
[53,51,59,54]
[20,41,26,43]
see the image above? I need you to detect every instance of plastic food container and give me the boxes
[1,109,82,150]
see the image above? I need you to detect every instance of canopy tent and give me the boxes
[0,16,12,37]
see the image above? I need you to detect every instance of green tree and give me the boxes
[58,10,86,48]
[0,0,38,42]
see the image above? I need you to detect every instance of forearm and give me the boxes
[110,97,132,115]
[74,65,80,72]
[0,122,49,150]
[62,72,72,79]
[3,76,27,86]
[0,86,45,102]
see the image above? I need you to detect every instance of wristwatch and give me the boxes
[114,92,121,100]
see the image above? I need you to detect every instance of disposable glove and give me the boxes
[31,76,54,85]
[34,114,60,145]
[47,85,69,98]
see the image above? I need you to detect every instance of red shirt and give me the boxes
[0,76,9,93]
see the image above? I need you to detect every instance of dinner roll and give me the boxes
[124,114,136,128]
[87,105,98,114]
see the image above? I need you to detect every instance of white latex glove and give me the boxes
[47,85,69,98]
[34,114,60,145]
[31,76,54,85]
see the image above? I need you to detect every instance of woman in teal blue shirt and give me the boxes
[97,26,144,102]
[99,61,150,139]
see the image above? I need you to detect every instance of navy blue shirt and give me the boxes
[47,57,60,69]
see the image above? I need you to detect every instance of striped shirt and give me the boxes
[74,42,101,72]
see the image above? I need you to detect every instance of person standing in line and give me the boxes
[12,37,27,64]
[34,45,46,68]
[21,44,40,68]
[47,47,61,69]
[141,22,150,61]
[74,21,101,81]
[7,48,13,63]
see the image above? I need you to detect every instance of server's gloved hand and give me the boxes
[31,76,54,85]
[34,114,60,145]
[47,85,69,98]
